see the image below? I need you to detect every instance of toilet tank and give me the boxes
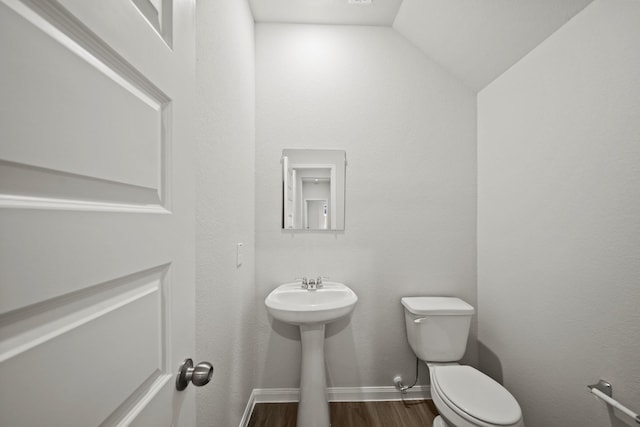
[401,297,474,362]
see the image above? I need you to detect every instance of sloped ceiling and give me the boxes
[249,0,595,91]
[393,0,595,90]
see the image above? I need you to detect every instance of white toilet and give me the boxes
[401,297,524,427]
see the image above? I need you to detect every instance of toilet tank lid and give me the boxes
[401,297,474,315]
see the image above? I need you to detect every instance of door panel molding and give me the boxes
[0,0,195,424]
[0,0,171,210]
[131,0,173,48]
[0,265,172,425]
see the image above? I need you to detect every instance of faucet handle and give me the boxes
[316,276,330,287]
[295,277,308,287]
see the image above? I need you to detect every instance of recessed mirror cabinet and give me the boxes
[282,149,346,231]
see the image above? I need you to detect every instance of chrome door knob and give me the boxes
[176,358,214,391]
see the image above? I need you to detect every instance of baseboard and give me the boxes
[238,386,431,427]
[328,385,431,402]
[237,389,257,427]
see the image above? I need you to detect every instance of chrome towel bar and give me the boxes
[588,380,640,424]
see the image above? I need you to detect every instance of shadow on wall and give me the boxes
[325,313,353,339]
[270,317,301,341]
[477,341,503,385]
[325,315,359,387]
[476,343,637,427]
[606,407,638,427]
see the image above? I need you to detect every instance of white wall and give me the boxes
[195,0,256,426]
[478,1,640,426]
[255,24,477,389]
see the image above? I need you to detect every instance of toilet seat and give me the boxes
[431,365,522,426]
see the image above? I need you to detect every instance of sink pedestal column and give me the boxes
[298,323,330,427]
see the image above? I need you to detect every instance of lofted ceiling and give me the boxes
[248,0,595,91]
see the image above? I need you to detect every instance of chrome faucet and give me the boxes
[307,278,317,290]
[297,276,326,291]
[298,277,309,289]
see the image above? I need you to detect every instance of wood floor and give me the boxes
[247,400,439,427]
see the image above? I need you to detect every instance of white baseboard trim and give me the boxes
[238,388,257,427]
[238,386,431,427]
[329,385,431,402]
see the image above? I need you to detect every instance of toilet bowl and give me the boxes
[429,364,524,427]
[401,297,524,427]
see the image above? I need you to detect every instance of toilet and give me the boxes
[401,297,524,427]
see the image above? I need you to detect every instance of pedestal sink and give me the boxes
[265,281,358,427]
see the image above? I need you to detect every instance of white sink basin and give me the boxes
[265,281,358,325]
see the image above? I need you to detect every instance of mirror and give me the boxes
[282,149,346,230]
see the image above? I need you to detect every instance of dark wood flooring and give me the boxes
[247,400,438,427]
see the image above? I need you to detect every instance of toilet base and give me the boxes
[433,415,449,427]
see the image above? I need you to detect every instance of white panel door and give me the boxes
[0,0,196,426]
